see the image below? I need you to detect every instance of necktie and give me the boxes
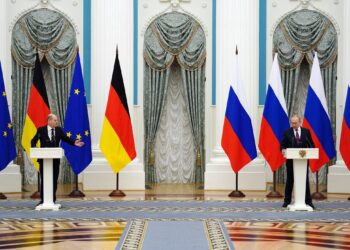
[295,129,300,144]
[51,128,55,143]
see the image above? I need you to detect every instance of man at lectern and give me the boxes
[31,114,84,204]
[280,114,315,209]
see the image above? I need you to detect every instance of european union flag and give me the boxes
[0,62,16,171]
[61,53,92,175]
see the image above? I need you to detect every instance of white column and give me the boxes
[327,0,350,194]
[205,0,265,190]
[83,0,144,190]
[0,1,5,62]
[0,1,21,193]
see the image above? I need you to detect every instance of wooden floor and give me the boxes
[1,183,349,250]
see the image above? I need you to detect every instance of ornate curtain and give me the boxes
[144,12,206,184]
[11,8,77,184]
[273,10,337,183]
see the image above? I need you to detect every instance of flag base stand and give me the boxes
[0,193,7,199]
[69,190,85,198]
[266,172,283,198]
[69,175,85,197]
[30,191,41,199]
[312,171,326,200]
[311,191,326,200]
[110,174,126,197]
[228,190,245,197]
[109,190,126,197]
[229,173,245,197]
[266,191,283,198]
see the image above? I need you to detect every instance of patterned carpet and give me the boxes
[0,199,349,222]
[116,220,234,250]
[0,199,349,249]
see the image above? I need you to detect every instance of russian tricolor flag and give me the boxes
[221,51,257,173]
[339,83,350,171]
[303,52,335,172]
[259,54,289,171]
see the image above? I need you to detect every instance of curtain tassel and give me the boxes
[148,145,155,166]
[196,147,201,167]
[16,149,24,166]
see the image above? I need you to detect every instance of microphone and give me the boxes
[291,134,295,148]
[306,136,313,148]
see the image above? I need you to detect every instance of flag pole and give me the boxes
[266,171,283,198]
[109,173,126,197]
[69,174,85,197]
[30,172,41,199]
[228,172,245,197]
[311,170,326,200]
[227,46,246,198]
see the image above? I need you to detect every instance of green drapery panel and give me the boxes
[144,12,206,184]
[273,10,337,184]
[11,8,77,184]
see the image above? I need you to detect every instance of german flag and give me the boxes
[100,51,136,173]
[21,54,50,170]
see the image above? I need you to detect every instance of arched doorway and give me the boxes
[273,9,338,184]
[11,8,77,185]
[143,12,206,186]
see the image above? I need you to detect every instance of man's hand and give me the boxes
[74,139,84,147]
[282,149,286,157]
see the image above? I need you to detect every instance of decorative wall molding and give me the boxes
[271,1,340,36]
[290,0,340,7]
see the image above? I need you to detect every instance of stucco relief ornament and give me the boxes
[40,0,49,7]
[300,0,311,8]
[160,0,191,11]
[290,0,311,9]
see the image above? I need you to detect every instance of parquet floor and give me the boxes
[0,183,349,249]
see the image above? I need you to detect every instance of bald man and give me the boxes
[31,114,84,204]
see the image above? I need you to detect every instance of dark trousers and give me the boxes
[284,160,312,204]
[39,159,60,203]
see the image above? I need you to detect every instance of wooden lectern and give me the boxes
[285,148,319,211]
[30,148,63,211]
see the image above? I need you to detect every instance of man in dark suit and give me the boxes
[31,114,84,204]
[280,114,315,209]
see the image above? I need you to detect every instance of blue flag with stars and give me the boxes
[0,62,16,172]
[61,53,92,175]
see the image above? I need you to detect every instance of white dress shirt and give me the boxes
[293,127,301,138]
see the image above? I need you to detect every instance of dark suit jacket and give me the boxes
[280,127,315,150]
[280,127,315,168]
[31,126,75,148]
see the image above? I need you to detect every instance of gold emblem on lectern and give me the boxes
[299,150,306,158]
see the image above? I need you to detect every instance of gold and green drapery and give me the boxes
[273,9,337,184]
[143,12,206,184]
[11,8,77,184]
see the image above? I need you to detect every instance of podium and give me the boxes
[30,148,64,211]
[285,148,319,211]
